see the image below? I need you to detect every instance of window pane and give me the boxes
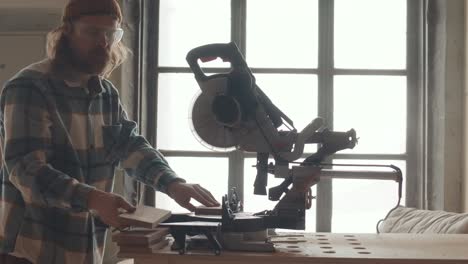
[255,74,318,153]
[157,73,226,151]
[246,0,318,68]
[159,0,230,67]
[335,0,406,69]
[155,157,228,213]
[244,158,317,232]
[331,159,406,233]
[334,76,406,154]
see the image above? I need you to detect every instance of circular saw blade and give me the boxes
[190,92,238,150]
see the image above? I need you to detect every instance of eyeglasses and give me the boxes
[74,22,124,46]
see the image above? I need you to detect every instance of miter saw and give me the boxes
[161,42,403,255]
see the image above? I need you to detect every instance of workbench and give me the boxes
[118,232,468,264]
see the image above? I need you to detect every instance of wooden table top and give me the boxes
[119,232,468,264]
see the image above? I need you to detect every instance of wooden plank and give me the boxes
[112,227,170,246]
[159,221,220,228]
[119,238,170,254]
[194,205,222,216]
[118,206,171,229]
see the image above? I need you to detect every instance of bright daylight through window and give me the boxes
[154,0,413,233]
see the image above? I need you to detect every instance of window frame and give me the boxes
[145,0,425,232]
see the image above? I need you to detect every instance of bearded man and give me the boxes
[0,1,219,263]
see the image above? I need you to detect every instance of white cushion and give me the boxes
[379,206,468,234]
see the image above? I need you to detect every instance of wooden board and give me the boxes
[119,238,170,254]
[159,221,221,228]
[194,205,222,215]
[119,232,468,264]
[118,206,171,229]
[112,227,170,246]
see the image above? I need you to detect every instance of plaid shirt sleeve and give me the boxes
[104,96,185,194]
[2,83,95,211]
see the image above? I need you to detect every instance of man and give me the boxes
[0,0,219,263]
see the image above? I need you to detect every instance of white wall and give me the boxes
[0,5,122,88]
[0,34,46,87]
[0,0,66,8]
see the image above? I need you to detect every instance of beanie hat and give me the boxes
[62,0,123,23]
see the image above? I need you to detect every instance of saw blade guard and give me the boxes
[186,42,295,153]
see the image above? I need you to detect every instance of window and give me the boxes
[152,0,422,233]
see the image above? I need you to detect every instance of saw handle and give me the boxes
[186,42,249,81]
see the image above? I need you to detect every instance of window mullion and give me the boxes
[142,0,160,206]
[406,0,425,208]
[230,0,247,204]
[229,150,245,204]
[231,0,246,54]
[334,69,407,76]
[316,0,334,232]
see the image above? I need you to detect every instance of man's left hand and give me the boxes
[167,182,220,211]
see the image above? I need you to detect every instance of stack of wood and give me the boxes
[113,227,171,254]
[113,205,172,254]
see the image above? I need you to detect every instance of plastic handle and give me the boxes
[186,42,248,81]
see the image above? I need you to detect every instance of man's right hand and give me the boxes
[87,189,136,229]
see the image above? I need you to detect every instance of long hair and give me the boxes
[46,23,130,78]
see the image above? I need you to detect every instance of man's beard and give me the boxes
[69,46,111,75]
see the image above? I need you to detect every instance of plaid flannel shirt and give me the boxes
[0,60,183,264]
